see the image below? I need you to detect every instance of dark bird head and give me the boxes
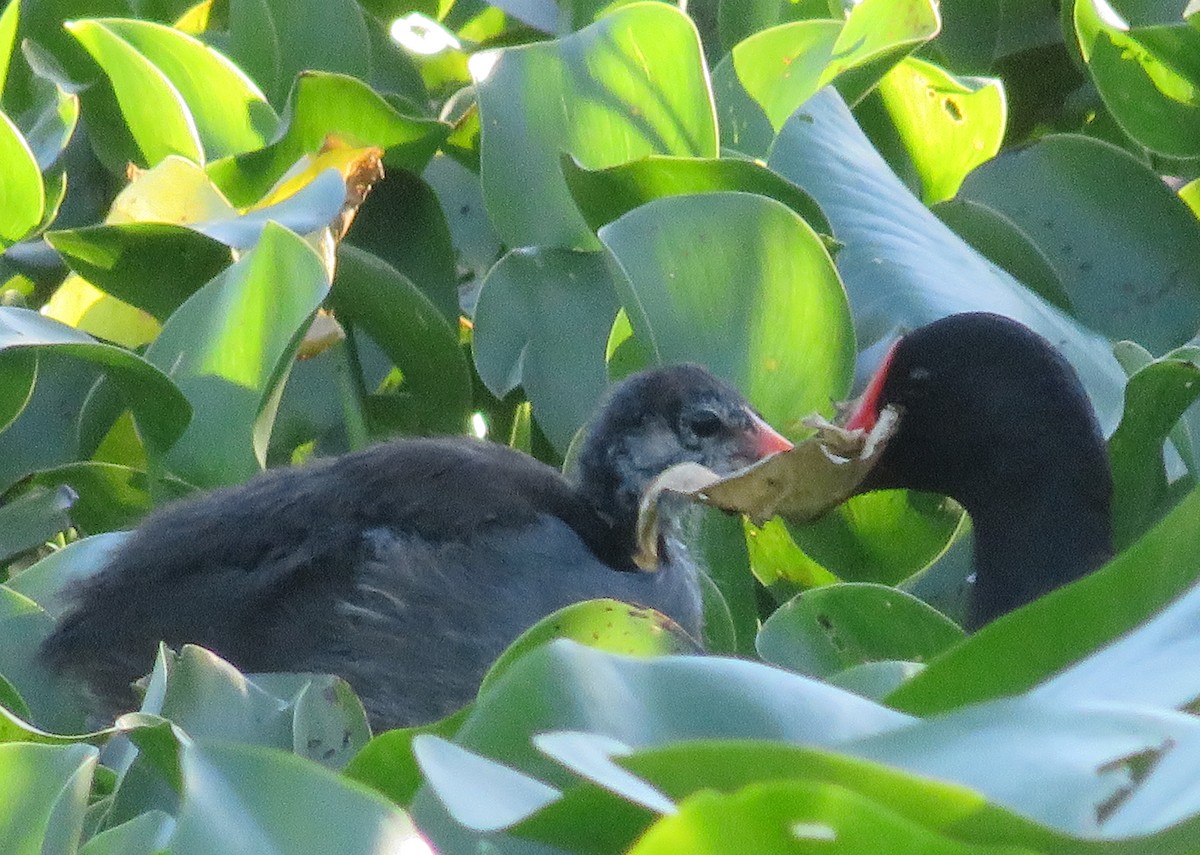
[843,313,1113,627]
[573,364,792,533]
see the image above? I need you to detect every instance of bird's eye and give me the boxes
[685,409,725,439]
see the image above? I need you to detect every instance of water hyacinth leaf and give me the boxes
[287,674,371,769]
[329,246,470,436]
[344,705,471,809]
[0,585,89,732]
[18,44,81,172]
[472,3,718,249]
[630,780,1037,855]
[0,0,18,94]
[472,248,619,451]
[479,599,701,697]
[767,88,1128,432]
[45,224,234,321]
[225,0,283,106]
[0,347,35,433]
[1108,347,1200,548]
[888,483,1200,716]
[207,72,448,207]
[866,56,1006,204]
[0,307,191,454]
[192,167,346,250]
[1074,0,1200,159]
[144,223,329,487]
[756,583,964,678]
[74,18,276,158]
[561,155,831,236]
[957,134,1200,354]
[0,742,97,855]
[27,462,194,535]
[0,112,44,245]
[598,192,855,432]
[0,484,76,564]
[261,0,371,102]
[6,531,128,618]
[66,19,203,165]
[170,741,423,855]
[712,0,940,156]
[79,810,175,855]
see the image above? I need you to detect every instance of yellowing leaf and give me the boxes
[42,276,160,348]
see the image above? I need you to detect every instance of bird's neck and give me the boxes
[967,480,1112,629]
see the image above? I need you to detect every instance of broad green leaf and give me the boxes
[867,56,1005,204]
[1108,346,1200,548]
[80,810,175,855]
[788,489,965,586]
[958,134,1200,354]
[1074,0,1200,158]
[480,599,700,697]
[46,224,234,322]
[28,462,193,534]
[932,198,1070,311]
[225,0,283,105]
[144,223,329,487]
[562,154,831,235]
[73,18,276,158]
[6,531,128,618]
[631,780,1036,855]
[767,88,1128,432]
[0,742,96,855]
[0,110,44,245]
[712,0,940,156]
[0,346,34,432]
[697,510,756,655]
[0,0,18,96]
[829,660,926,701]
[423,153,503,317]
[756,583,964,678]
[262,0,370,101]
[66,19,203,165]
[0,484,75,563]
[472,248,619,451]
[472,3,718,249]
[17,41,81,172]
[0,585,89,732]
[329,245,470,436]
[0,307,191,454]
[887,483,1200,716]
[598,192,854,432]
[850,698,1200,836]
[170,741,422,855]
[207,72,448,207]
[344,705,471,808]
[268,672,371,769]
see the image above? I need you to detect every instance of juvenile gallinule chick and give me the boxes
[844,313,1113,629]
[42,365,790,730]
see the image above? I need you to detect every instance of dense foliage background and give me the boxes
[2,0,1200,852]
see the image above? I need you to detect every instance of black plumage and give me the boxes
[42,365,790,730]
[846,313,1113,629]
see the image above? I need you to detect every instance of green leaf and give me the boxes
[66,18,203,165]
[27,461,193,534]
[0,307,191,455]
[1074,0,1200,158]
[0,0,19,96]
[472,248,619,451]
[329,245,470,436]
[6,531,128,618]
[75,18,276,158]
[480,599,701,697]
[0,484,75,563]
[80,810,175,855]
[756,583,965,678]
[631,780,1036,855]
[1108,346,1200,548]
[598,191,855,431]
[207,72,448,207]
[957,134,1200,354]
[767,88,1128,432]
[866,56,1006,204]
[45,224,234,322]
[887,483,1200,716]
[262,0,370,101]
[17,40,80,172]
[170,741,422,855]
[473,3,718,249]
[144,223,329,487]
[0,585,89,732]
[0,111,44,245]
[562,154,831,235]
[344,705,470,808]
[712,0,940,156]
[0,742,97,855]
[0,346,34,433]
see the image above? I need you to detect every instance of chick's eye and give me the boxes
[685,410,724,438]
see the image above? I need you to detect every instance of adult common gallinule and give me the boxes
[844,313,1113,629]
[42,365,790,730]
